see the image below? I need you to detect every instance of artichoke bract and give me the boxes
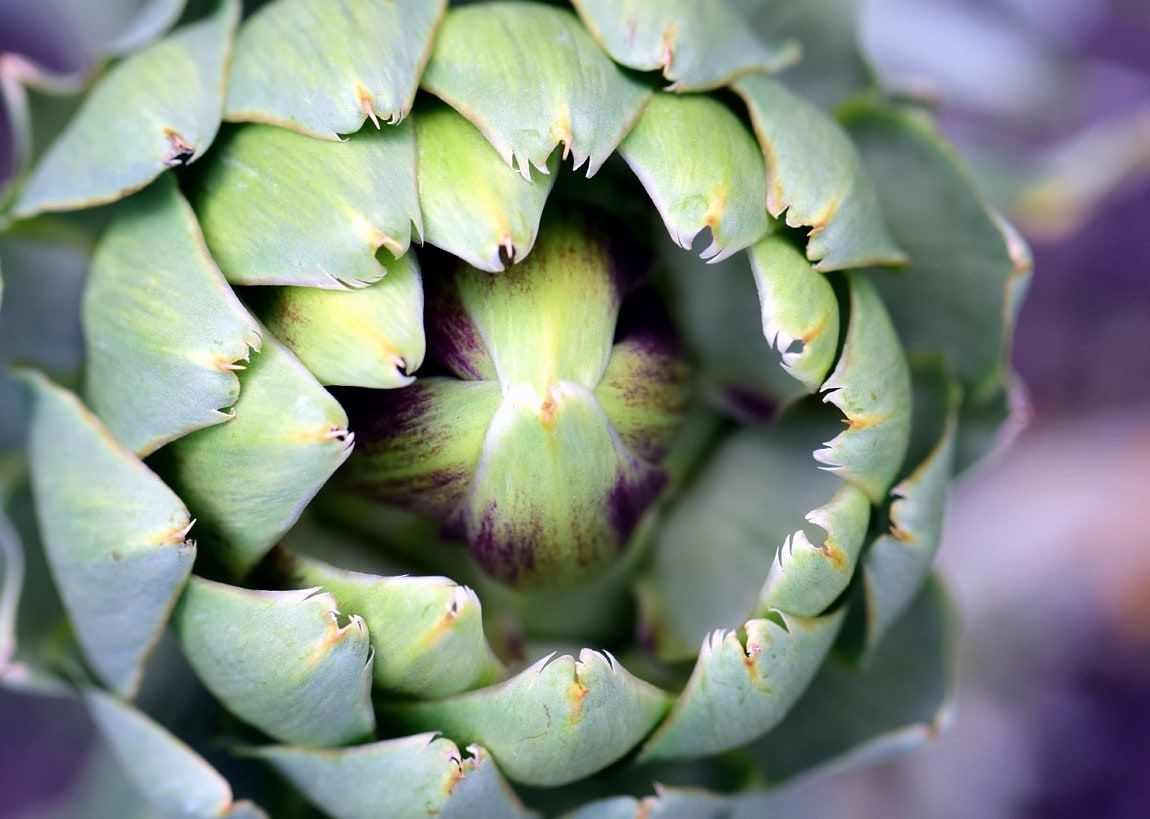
[0,0,1029,816]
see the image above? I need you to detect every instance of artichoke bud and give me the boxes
[341,216,690,588]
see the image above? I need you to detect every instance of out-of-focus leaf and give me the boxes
[193,120,419,288]
[619,92,770,262]
[13,0,239,217]
[105,0,189,55]
[172,578,374,746]
[249,735,533,819]
[562,786,731,819]
[83,176,260,457]
[571,0,798,91]
[733,74,904,271]
[391,650,671,786]
[422,2,650,178]
[22,372,194,696]
[226,0,447,138]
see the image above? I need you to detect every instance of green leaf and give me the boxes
[618,93,770,262]
[21,372,194,696]
[422,2,651,178]
[252,252,424,389]
[193,120,420,288]
[816,274,912,504]
[414,105,557,272]
[85,689,265,817]
[106,0,190,55]
[83,176,260,457]
[748,234,840,394]
[733,74,904,271]
[391,650,671,786]
[287,555,503,698]
[562,787,731,819]
[640,607,843,761]
[172,577,374,746]
[226,0,447,138]
[572,0,798,91]
[249,735,532,819]
[13,0,239,217]
[155,331,352,577]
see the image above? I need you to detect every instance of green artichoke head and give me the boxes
[0,0,1030,816]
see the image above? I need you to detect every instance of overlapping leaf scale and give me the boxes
[619,93,771,262]
[421,2,651,179]
[83,176,260,457]
[153,331,353,577]
[571,0,798,91]
[734,74,905,271]
[415,105,557,272]
[85,689,267,818]
[563,787,730,819]
[13,0,238,217]
[248,736,531,819]
[816,274,912,504]
[21,373,194,696]
[251,252,424,389]
[172,578,374,746]
[286,555,503,698]
[193,120,420,288]
[389,650,671,786]
[226,0,447,139]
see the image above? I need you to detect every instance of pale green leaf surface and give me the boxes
[83,176,260,457]
[619,93,770,262]
[640,607,843,761]
[750,576,955,783]
[253,252,424,389]
[156,331,352,577]
[250,735,532,819]
[563,788,730,819]
[105,0,189,55]
[172,578,374,746]
[226,0,447,138]
[571,0,798,91]
[85,689,248,817]
[422,2,651,178]
[22,373,193,696]
[193,120,419,288]
[13,0,238,217]
[415,105,557,272]
[288,556,503,697]
[816,275,912,504]
[749,234,840,393]
[733,74,904,271]
[391,649,671,786]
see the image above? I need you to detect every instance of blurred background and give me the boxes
[2,0,1149,816]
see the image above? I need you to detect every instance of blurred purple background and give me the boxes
[2,0,1150,816]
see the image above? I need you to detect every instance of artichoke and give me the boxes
[0,0,1030,816]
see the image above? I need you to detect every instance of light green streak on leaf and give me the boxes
[563,787,730,819]
[422,2,651,178]
[748,234,839,393]
[13,0,238,217]
[21,372,193,696]
[750,576,955,783]
[640,607,843,762]
[193,120,419,288]
[817,275,912,504]
[415,105,557,272]
[289,556,503,697]
[572,0,798,91]
[85,689,249,817]
[733,74,904,271]
[83,176,260,457]
[249,735,531,819]
[226,0,447,138]
[759,481,870,617]
[253,253,424,389]
[619,93,770,262]
[157,332,351,577]
[392,649,671,786]
[172,577,374,746]
[843,102,1032,401]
